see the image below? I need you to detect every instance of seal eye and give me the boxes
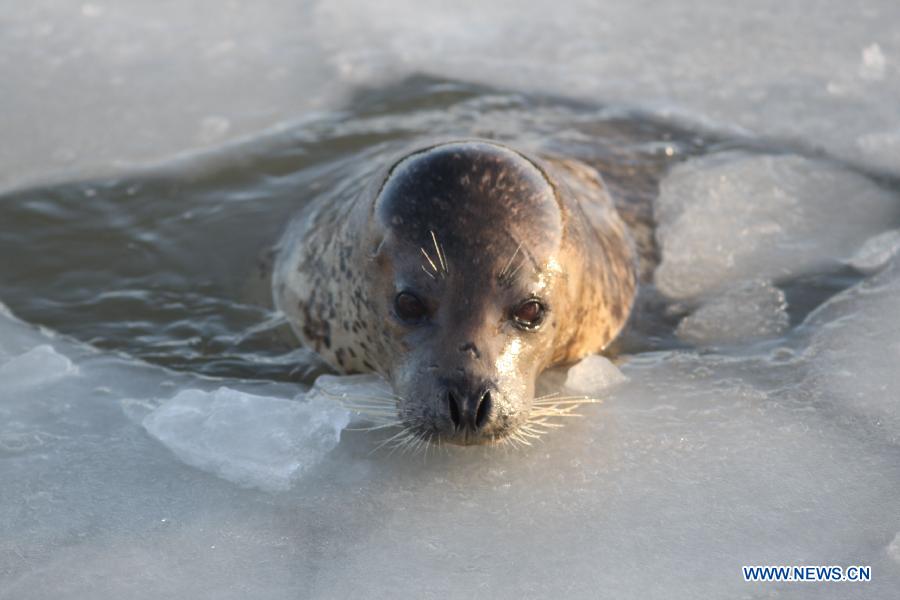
[513,299,545,330]
[394,292,428,323]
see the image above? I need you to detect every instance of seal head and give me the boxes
[372,143,566,444]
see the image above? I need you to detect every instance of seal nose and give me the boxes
[446,387,493,432]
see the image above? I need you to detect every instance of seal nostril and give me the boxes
[475,390,492,430]
[458,342,481,359]
[447,390,461,429]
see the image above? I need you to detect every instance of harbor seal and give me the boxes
[273,140,637,445]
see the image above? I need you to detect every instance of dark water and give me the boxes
[0,76,880,382]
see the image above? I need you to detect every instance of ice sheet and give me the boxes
[0,0,335,191]
[3,0,900,192]
[315,0,900,176]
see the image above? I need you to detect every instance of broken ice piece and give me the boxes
[563,354,627,395]
[143,387,349,492]
[676,280,789,346]
[0,344,77,392]
[846,228,900,274]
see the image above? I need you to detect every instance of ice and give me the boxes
[676,280,789,346]
[315,0,900,175]
[0,344,77,391]
[563,354,627,395]
[857,130,900,174]
[143,387,349,492]
[0,0,337,191]
[859,43,887,82]
[4,0,900,192]
[847,228,900,274]
[654,152,900,299]
[889,532,900,565]
[798,258,900,442]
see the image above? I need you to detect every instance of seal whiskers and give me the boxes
[322,388,405,429]
[420,230,449,279]
[497,242,525,287]
[498,393,603,446]
[419,247,439,278]
[430,230,448,275]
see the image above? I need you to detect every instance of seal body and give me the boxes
[273,140,636,445]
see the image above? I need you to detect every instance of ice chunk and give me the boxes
[654,152,900,299]
[563,354,626,395]
[799,258,900,442]
[143,387,350,491]
[676,280,789,345]
[846,228,900,274]
[0,344,77,391]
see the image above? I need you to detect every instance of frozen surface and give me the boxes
[857,130,900,174]
[143,388,349,492]
[676,280,789,346]
[0,0,335,190]
[890,532,900,564]
[654,152,900,299]
[315,0,900,176]
[3,0,900,191]
[798,258,900,443]
[847,228,900,274]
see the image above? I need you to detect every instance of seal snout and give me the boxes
[446,387,492,432]
[440,377,495,440]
